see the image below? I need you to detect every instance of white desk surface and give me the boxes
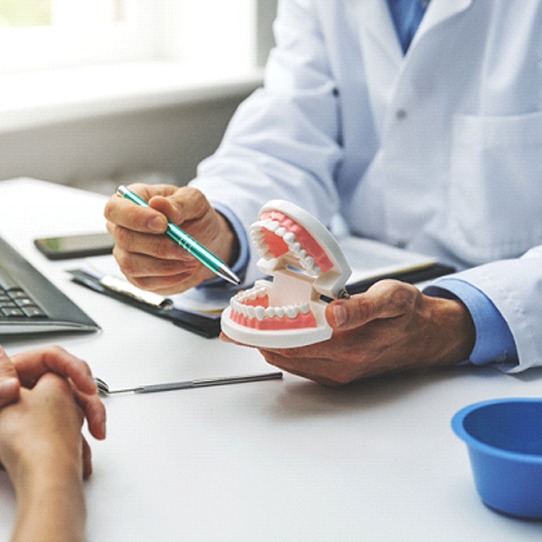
[0,178,541,541]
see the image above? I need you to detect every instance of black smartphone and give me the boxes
[34,232,115,260]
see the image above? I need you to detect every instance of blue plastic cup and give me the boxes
[452,398,542,519]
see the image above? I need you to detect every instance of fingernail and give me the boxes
[333,305,348,328]
[148,216,165,233]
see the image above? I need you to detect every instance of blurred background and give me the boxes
[0,0,277,193]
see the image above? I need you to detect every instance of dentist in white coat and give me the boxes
[105,0,542,385]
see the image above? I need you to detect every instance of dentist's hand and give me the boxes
[104,183,238,295]
[248,280,475,386]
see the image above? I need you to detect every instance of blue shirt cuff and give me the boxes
[423,278,518,366]
[196,202,250,289]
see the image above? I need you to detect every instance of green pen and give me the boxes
[116,185,241,286]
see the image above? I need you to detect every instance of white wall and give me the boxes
[0,90,251,194]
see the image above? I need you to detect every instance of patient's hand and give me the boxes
[0,345,106,440]
[0,373,89,542]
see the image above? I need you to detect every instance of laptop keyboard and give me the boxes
[0,234,99,335]
[0,265,48,320]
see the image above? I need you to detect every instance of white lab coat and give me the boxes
[191,0,542,372]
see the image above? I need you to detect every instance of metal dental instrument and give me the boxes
[95,372,283,396]
[116,185,241,286]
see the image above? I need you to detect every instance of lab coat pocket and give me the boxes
[448,111,542,263]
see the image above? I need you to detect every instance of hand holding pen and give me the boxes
[104,183,241,294]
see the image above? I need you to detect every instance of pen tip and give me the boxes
[219,266,241,286]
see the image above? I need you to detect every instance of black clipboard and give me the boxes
[68,269,221,338]
[345,262,455,295]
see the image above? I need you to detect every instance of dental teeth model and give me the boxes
[221,200,352,347]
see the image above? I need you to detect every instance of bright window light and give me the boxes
[0,0,262,73]
[0,0,53,27]
[0,0,126,28]
[50,0,126,27]
[0,0,156,71]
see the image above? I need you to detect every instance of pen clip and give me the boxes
[100,275,173,310]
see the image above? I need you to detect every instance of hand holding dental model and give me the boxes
[220,200,474,385]
[105,185,475,386]
[250,281,475,386]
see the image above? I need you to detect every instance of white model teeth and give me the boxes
[284,305,297,318]
[266,219,280,232]
[250,219,321,276]
[231,292,311,321]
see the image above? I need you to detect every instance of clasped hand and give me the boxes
[0,345,106,478]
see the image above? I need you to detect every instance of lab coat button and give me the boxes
[395,109,407,120]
